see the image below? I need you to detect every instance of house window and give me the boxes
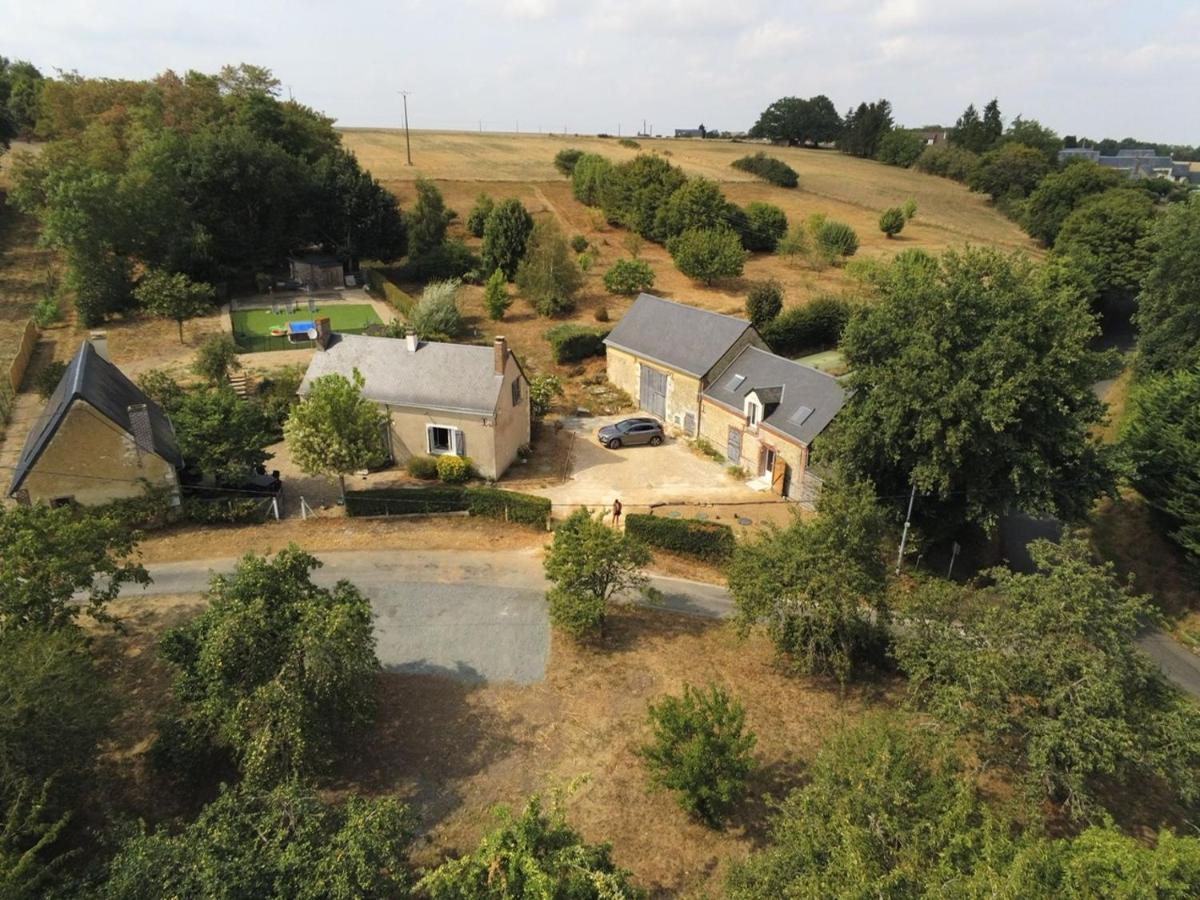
[512,378,521,407]
[746,401,760,428]
[427,425,465,457]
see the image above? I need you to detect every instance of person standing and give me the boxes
[611,498,623,529]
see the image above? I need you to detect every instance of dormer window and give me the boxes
[745,397,761,428]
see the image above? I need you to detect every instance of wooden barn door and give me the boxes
[771,454,788,496]
[639,366,667,420]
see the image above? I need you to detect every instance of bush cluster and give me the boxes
[405,455,439,479]
[915,143,982,183]
[436,454,472,484]
[465,487,551,528]
[465,193,494,237]
[181,497,271,524]
[746,279,784,328]
[553,147,584,176]
[545,324,609,364]
[602,258,655,295]
[624,513,736,562]
[740,202,789,252]
[761,295,854,357]
[814,219,859,258]
[667,227,746,284]
[730,152,799,188]
[391,240,479,283]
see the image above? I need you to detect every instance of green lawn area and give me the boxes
[795,348,848,376]
[231,303,382,337]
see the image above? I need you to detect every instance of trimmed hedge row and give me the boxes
[361,265,415,315]
[761,295,854,357]
[345,485,550,528]
[731,152,799,188]
[625,513,736,561]
[545,324,609,364]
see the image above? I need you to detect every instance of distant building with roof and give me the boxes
[298,322,530,480]
[603,293,846,501]
[8,336,182,506]
[1058,147,1198,183]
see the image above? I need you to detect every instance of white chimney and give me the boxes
[90,331,110,361]
[405,329,418,353]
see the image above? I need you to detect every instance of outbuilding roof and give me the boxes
[603,293,758,378]
[298,333,510,415]
[703,346,846,445]
[8,341,182,495]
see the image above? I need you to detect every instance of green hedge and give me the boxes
[345,485,549,528]
[625,513,735,561]
[466,487,551,528]
[544,324,610,364]
[731,152,799,188]
[761,295,854,357]
[361,265,414,315]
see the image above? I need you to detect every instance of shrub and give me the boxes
[603,258,655,295]
[655,177,732,240]
[553,147,584,176]
[761,295,854,356]
[182,497,270,524]
[436,454,471,484]
[529,374,563,418]
[391,240,479,282]
[618,137,640,149]
[741,202,788,252]
[625,514,736,561]
[776,222,809,260]
[570,234,589,253]
[571,153,612,206]
[593,305,609,322]
[33,294,61,327]
[517,220,584,317]
[876,129,926,167]
[640,683,756,827]
[667,227,746,284]
[345,486,468,516]
[915,143,981,183]
[32,360,67,399]
[466,193,494,237]
[483,268,511,321]
[192,334,241,385]
[902,197,918,220]
[731,152,798,188]
[814,219,859,259]
[466,487,551,528]
[879,207,906,238]
[745,279,784,329]
[408,176,453,258]
[405,455,439,480]
[408,279,463,340]
[545,324,609,364]
[481,199,534,281]
[599,154,687,241]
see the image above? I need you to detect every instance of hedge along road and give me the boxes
[117,548,735,685]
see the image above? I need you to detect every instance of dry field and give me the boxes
[92,594,897,898]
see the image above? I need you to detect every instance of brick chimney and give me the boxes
[314,316,332,350]
[128,404,154,454]
[405,329,418,353]
[494,336,508,375]
[89,331,110,361]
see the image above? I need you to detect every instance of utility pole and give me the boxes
[398,90,413,166]
[895,483,917,574]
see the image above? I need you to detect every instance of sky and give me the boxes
[3,0,1198,143]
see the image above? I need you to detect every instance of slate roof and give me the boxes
[604,293,758,378]
[298,333,510,414]
[703,346,847,445]
[8,342,182,495]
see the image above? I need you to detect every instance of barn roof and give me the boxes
[604,293,758,378]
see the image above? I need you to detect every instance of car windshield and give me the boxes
[620,420,648,432]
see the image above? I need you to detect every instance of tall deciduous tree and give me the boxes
[1134,196,1200,375]
[516,219,584,317]
[1024,161,1123,246]
[543,508,649,639]
[666,227,746,285]
[828,247,1114,536]
[133,268,215,342]
[407,176,453,259]
[171,387,272,481]
[969,142,1050,200]
[0,504,148,634]
[417,795,640,899]
[284,369,388,499]
[480,198,534,280]
[654,177,732,240]
[158,546,379,784]
[598,154,687,241]
[191,334,241,385]
[748,95,843,146]
[1053,187,1157,313]
[896,536,1200,817]
[728,478,889,682]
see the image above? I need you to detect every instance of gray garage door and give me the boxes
[639,366,667,419]
[726,426,742,463]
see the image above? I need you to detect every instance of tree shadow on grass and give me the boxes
[595,603,718,655]
[329,664,527,832]
[726,757,807,848]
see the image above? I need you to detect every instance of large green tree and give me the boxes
[516,219,584,317]
[133,268,215,342]
[828,247,1114,536]
[0,503,148,634]
[1024,161,1123,246]
[1053,187,1157,313]
[748,95,842,146]
[480,198,534,280]
[417,795,641,899]
[407,176,453,259]
[837,99,893,158]
[102,782,413,900]
[654,177,732,240]
[1135,195,1200,375]
[666,227,746,285]
[728,478,888,682]
[0,57,45,146]
[969,142,1051,200]
[896,536,1200,817]
[284,369,389,499]
[598,154,687,242]
[158,546,379,784]
[171,387,273,482]
[1123,366,1200,560]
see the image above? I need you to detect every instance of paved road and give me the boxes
[126,549,733,685]
[126,549,1200,698]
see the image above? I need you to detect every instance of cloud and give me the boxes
[495,0,560,20]
[735,21,809,58]
[587,0,761,34]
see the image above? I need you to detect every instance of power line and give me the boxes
[397,90,413,166]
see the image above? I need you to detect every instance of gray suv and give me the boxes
[597,417,664,449]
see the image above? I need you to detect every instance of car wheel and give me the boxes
[649,435,662,446]
[608,438,621,449]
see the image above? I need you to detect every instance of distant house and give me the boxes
[289,253,345,289]
[674,127,707,139]
[1058,147,1195,183]
[8,337,182,507]
[603,294,845,500]
[298,324,530,480]
[915,128,949,146]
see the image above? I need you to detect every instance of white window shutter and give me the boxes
[426,425,436,454]
[453,428,466,457]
